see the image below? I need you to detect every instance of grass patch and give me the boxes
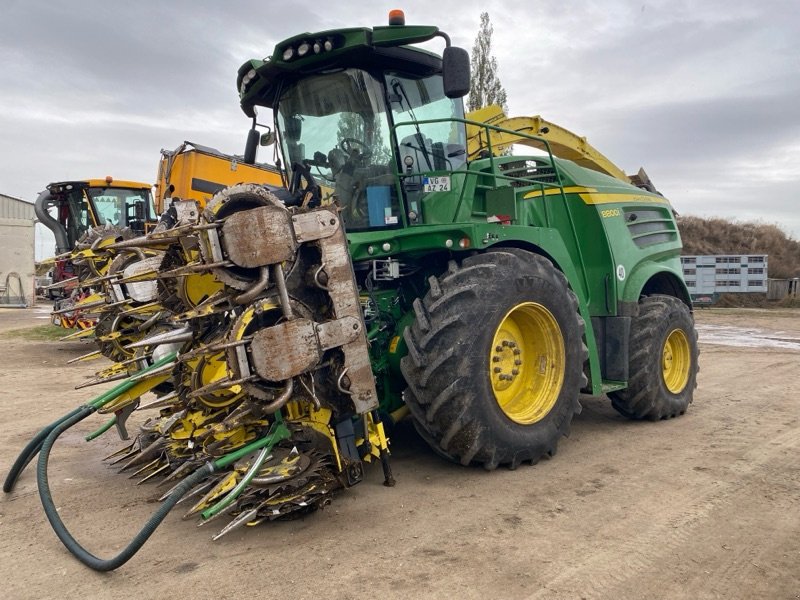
[1,324,71,341]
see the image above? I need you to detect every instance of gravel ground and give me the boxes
[0,304,798,600]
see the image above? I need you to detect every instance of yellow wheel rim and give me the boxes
[662,329,691,393]
[490,302,565,425]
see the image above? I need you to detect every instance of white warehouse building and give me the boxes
[0,193,36,307]
[680,254,768,299]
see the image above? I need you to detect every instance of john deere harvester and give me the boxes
[6,11,698,570]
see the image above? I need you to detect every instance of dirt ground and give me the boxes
[0,305,798,600]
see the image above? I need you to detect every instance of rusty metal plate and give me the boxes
[250,318,321,381]
[316,223,378,414]
[221,205,297,268]
[291,209,339,243]
[316,316,361,350]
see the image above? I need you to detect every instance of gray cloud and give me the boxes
[1,0,798,247]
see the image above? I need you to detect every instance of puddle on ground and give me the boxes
[696,324,800,350]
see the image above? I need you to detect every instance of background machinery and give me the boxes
[154,140,283,213]
[7,11,699,570]
[36,142,282,332]
[34,178,155,297]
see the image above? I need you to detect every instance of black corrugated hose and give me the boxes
[35,407,214,571]
[3,405,88,493]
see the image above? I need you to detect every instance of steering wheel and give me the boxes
[339,137,372,160]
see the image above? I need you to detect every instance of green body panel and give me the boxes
[361,289,414,412]
[239,20,690,405]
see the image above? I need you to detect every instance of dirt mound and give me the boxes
[678,216,800,279]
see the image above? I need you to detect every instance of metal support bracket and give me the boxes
[114,401,139,441]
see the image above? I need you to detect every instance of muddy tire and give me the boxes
[609,295,699,420]
[401,250,587,470]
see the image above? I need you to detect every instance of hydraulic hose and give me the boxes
[3,352,177,493]
[36,417,289,571]
[7,354,287,571]
[37,407,214,571]
[199,445,270,521]
[84,415,117,442]
[3,406,88,493]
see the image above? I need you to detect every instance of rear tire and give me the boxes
[609,295,699,420]
[401,250,587,470]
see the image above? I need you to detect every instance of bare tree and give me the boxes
[467,12,508,113]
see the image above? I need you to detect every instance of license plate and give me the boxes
[423,176,451,192]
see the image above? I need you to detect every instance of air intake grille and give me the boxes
[624,207,678,248]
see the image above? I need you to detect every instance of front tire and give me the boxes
[609,294,699,420]
[401,250,587,470]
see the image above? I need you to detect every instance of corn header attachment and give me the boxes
[6,183,394,569]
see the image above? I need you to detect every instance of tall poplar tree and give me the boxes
[467,12,508,113]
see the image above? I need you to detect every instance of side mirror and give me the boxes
[260,131,276,146]
[442,46,470,98]
[243,128,259,164]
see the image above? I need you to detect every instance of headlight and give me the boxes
[240,70,257,95]
[297,42,310,56]
[282,47,294,61]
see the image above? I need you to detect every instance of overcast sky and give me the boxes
[2,0,798,256]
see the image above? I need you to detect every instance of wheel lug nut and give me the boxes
[512,369,519,376]
[495,345,503,352]
[493,367,502,374]
[492,356,500,363]
[513,348,521,355]
[514,359,522,366]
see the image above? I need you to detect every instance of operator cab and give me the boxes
[275,68,465,230]
[239,13,470,231]
[45,179,156,244]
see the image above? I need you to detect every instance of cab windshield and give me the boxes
[276,69,399,230]
[385,72,467,174]
[87,187,154,233]
[385,72,466,223]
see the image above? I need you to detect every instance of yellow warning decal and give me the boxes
[578,192,670,206]
[523,186,670,206]
[523,186,595,198]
